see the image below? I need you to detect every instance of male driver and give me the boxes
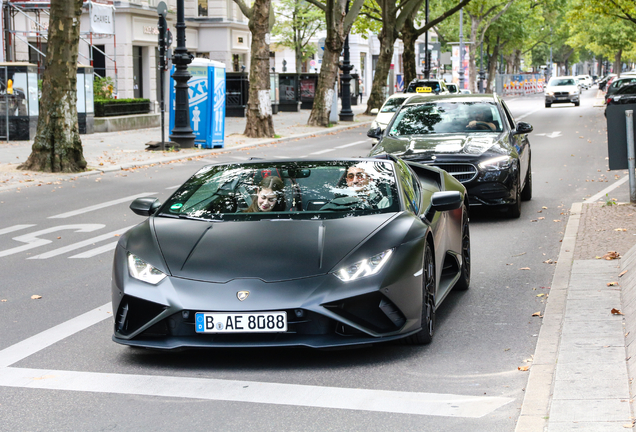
[467,105,497,131]
[344,165,389,209]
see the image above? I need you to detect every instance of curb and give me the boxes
[0,120,372,193]
[621,243,636,405]
[515,202,582,432]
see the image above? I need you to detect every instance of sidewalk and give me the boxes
[0,100,373,192]
[516,88,636,431]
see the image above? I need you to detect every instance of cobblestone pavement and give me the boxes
[575,202,636,260]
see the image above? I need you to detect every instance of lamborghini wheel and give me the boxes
[454,208,471,291]
[403,241,435,345]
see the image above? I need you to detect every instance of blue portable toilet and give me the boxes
[169,58,226,148]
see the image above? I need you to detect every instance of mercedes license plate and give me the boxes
[195,312,287,333]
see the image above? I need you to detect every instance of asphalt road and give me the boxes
[0,87,614,431]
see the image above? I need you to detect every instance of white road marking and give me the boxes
[586,175,630,202]
[48,193,157,219]
[0,302,514,418]
[69,242,117,259]
[535,131,562,138]
[28,225,134,259]
[335,140,368,148]
[0,367,513,418]
[0,225,36,236]
[0,303,112,368]
[515,108,542,121]
[0,225,105,258]
[310,148,336,155]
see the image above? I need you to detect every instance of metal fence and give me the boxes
[495,74,546,96]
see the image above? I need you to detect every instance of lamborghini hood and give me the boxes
[151,215,397,283]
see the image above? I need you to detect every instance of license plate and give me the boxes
[195,312,287,333]
[556,96,568,100]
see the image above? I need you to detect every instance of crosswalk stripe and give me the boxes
[69,241,117,259]
[28,226,134,259]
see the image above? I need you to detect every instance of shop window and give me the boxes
[198,0,208,16]
[92,45,106,78]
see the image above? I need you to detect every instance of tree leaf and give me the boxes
[31,295,42,300]
[518,366,530,371]
[611,308,624,315]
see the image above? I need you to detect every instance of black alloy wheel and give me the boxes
[454,207,471,291]
[521,159,532,201]
[403,241,436,345]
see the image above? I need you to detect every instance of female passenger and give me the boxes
[245,175,287,212]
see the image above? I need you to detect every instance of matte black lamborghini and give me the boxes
[112,157,470,349]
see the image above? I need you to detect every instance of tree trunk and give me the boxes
[18,0,86,173]
[402,16,418,85]
[364,23,396,115]
[615,50,622,78]
[485,40,499,93]
[244,0,275,138]
[307,42,341,126]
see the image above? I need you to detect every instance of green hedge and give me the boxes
[94,98,151,117]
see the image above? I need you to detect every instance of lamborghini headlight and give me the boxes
[335,249,393,282]
[127,253,167,284]
[479,155,512,171]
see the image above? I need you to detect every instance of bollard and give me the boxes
[626,110,636,203]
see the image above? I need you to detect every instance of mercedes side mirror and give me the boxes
[370,108,379,115]
[514,122,533,135]
[130,197,162,216]
[367,127,383,139]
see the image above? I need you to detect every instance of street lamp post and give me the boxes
[339,1,354,122]
[478,42,485,93]
[458,8,464,90]
[169,0,195,148]
[424,0,430,79]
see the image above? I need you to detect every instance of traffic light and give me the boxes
[157,1,171,71]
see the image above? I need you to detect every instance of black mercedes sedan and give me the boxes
[368,94,532,218]
[112,158,469,349]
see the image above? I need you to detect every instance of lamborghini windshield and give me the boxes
[158,161,401,221]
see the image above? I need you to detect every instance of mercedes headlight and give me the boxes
[127,253,167,284]
[335,249,393,282]
[479,155,513,171]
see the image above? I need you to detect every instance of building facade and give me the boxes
[4,0,251,110]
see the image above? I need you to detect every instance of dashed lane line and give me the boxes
[310,148,336,155]
[48,193,157,219]
[335,140,369,148]
[515,108,543,121]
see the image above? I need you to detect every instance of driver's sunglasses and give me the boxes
[347,172,369,180]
